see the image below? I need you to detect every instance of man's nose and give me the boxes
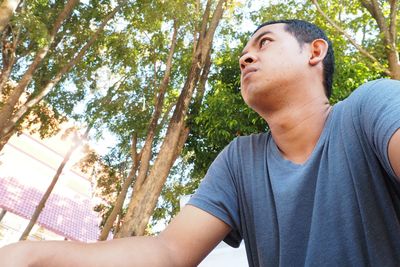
[239,53,256,70]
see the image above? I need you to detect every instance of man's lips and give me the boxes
[241,67,258,80]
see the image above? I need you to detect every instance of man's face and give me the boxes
[239,23,310,110]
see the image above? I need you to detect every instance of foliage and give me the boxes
[84,0,196,149]
[2,0,394,232]
[78,148,128,232]
[0,0,119,139]
[184,0,388,192]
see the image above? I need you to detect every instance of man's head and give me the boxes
[253,19,334,98]
[239,20,334,113]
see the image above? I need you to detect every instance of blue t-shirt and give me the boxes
[188,79,400,266]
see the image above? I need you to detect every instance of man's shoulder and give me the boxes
[347,78,399,101]
[334,79,399,115]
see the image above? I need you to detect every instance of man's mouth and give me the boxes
[242,67,258,80]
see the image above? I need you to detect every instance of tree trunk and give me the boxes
[0,209,6,222]
[360,0,399,80]
[0,126,15,152]
[19,127,89,240]
[115,0,227,238]
[0,0,21,33]
[391,63,400,80]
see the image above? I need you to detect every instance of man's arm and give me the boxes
[388,128,400,181]
[0,205,231,267]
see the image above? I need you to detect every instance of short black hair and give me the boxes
[254,19,334,98]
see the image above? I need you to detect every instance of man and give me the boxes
[1,19,399,267]
[187,19,400,266]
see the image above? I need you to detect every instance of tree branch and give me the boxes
[134,20,179,192]
[191,0,200,57]
[130,132,138,164]
[0,0,79,133]
[193,0,211,60]
[361,0,392,46]
[200,0,212,39]
[0,19,22,94]
[389,0,398,51]
[201,0,226,63]
[360,0,399,78]
[311,0,391,76]
[0,26,15,94]
[190,50,211,118]
[0,0,21,33]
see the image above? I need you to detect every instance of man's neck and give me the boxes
[263,97,332,164]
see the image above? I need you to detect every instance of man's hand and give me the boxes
[388,128,400,181]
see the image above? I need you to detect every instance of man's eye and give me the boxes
[260,39,270,47]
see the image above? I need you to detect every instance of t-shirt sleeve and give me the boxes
[353,79,400,180]
[187,139,242,248]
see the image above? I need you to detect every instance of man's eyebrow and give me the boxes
[240,30,274,58]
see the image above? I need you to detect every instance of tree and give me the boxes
[0,1,127,151]
[311,0,399,80]
[80,0,230,238]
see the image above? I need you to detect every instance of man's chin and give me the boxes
[242,95,261,110]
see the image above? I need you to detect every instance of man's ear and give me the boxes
[309,39,328,66]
